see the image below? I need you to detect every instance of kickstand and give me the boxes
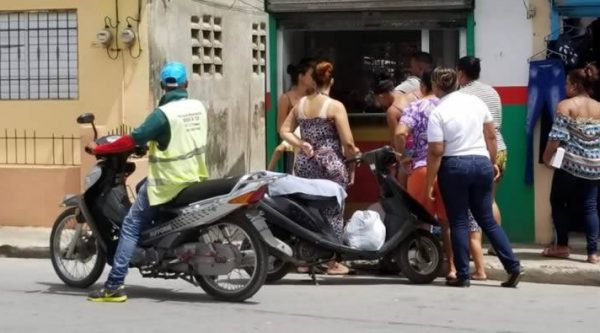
[310,266,319,286]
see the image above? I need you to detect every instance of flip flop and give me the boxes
[541,247,570,259]
[471,274,488,281]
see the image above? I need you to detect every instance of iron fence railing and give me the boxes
[0,129,80,165]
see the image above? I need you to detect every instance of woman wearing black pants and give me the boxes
[424,67,524,288]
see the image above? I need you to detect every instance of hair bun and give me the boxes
[286,64,297,76]
[314,61,334,87]
[584,63,599,83]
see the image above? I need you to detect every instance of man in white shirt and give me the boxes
[457,57,506,250]
[395,51,433,94]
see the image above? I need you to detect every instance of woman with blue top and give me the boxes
[542,64,600,264]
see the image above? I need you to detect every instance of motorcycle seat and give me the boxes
[165,176,241,207]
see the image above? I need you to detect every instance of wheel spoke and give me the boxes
[53,213,101,282]
[199,222,259,295]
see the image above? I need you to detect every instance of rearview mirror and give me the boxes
[77,113,95,124]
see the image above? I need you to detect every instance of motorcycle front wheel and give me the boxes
[397,230,442,284]
[195,216,268,302]
[50,207,106,288]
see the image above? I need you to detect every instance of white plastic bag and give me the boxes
[343,210,386,251]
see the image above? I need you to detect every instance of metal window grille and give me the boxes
[0,10,78,100]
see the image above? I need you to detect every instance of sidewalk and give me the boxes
[0,226,50,259]
[1,226,599,286]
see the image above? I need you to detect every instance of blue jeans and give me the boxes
[525,59,566,185]
[105,181,158,290]
[438,156,521,280]
[550,169,599,255]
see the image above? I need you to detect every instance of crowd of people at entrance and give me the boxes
[270,48,600,286]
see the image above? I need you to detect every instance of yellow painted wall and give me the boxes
[531,0,554,244]
[0,0,151,140]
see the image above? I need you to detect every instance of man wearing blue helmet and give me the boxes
[87,62,209,302]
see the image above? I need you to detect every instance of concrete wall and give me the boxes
[475,0,533,86]
[0,0,151,139]
[530,0,554,244]
[474,0,554,243]
[146,0,267,178]
[0,166,80,227]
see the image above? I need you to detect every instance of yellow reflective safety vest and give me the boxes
[147,99,209,206]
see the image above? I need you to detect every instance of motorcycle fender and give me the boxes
[60,194,80,207]
[246,211,293,258]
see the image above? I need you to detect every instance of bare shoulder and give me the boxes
[556,99,572,116]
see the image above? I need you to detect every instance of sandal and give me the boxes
[541,246,570,259]
[326,262,350,275]
[587,255,599,264]
[297,266,310,273]
[445,272,457,281]
[471,273,488,281]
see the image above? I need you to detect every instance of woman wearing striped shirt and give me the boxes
[458,57,505,261]
[542,64,600,264]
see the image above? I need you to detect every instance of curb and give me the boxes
[349,259,600,287]
[484,261,600,287]
[0,245,50,259]
[2,246,599,287]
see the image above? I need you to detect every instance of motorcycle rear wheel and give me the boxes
[195,216,268,302]
[50,207,106,288]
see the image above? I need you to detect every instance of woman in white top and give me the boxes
[425,67,523,288]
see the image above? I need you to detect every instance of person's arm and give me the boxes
[426,142,444,201]
[332,101,360,158]
[385,105,401,139]
[279,106,312,158]
[91,108,168,154]
[483,122,497,165]
[425,111,444,201]
[480,102,497,164]
[267,142,287,171]
[394,105,415,154]
[543,101,571,167]
[277,94,291,133]
[394,124,411,155]
[332,101,360,185]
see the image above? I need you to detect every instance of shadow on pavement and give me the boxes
[33,282,259,305]
[264,274,504,288]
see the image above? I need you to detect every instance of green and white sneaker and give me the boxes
[87,286,127,303]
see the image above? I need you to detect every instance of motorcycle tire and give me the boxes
[265,257,294,283]
[50,207,106,288]
[398,230,442,284]
[196,216,268,302]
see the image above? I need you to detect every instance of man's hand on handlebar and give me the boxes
[85,142,97,155]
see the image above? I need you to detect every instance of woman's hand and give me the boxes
[301,141,314,158]
[426,184,435,202]
[493,164,501,182]
[348,163,356,186]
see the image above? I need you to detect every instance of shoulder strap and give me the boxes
[319,97,332,118]
[285,93,294,110]
[297,97,307,119]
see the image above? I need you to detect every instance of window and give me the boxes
[302,30,421,113]
[252,22,266,75]
[0,10,78,100]
[191,15,223,76]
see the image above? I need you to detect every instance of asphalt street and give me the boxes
[0,258,597,333]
